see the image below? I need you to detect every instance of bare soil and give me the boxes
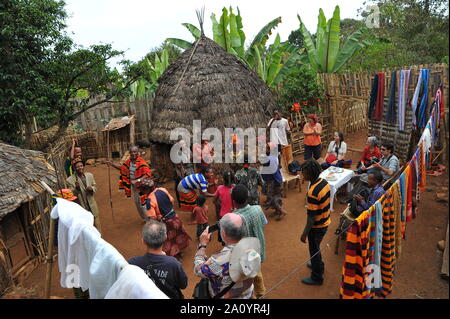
[20,130,449,299]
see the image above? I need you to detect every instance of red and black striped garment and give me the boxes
[119,156,151,203]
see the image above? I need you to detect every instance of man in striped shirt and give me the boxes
[177,167,215,211]
[300,160,331,286]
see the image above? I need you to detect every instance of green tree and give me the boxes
[0,0,143,147]
[359,0,449,66]
[298,5,372,73]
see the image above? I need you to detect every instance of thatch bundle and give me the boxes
[149,36,276,144]
[0,143,57,219]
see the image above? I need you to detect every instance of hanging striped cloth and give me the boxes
[397,70,410,131]
[373,72,385,120]
[417,69,430,128]
[411,70,423,128]
[385,71,397,123]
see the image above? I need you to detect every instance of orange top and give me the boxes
[303,122,322,146]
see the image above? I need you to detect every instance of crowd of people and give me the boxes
[59,110,402,299]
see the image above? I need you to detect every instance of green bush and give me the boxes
[276,65,325,114]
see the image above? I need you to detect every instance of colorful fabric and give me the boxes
[411,70,423,127]
[398,70,410,131]
[418,144,427,191]
[119,156,151,204]
[398,171,407,238]
[194,245,254,299]
[409,159,418,219]
[417,69,430,128]
[374,72,385,120]
[404,165,413,222]
[391,181,403,258]
[371,201,383,286]
[181,173,208,193]
[162,215,191,257]
[307,178,331,229]
[178,190,198,212]
[379,192,396,298]
[340,206,375,299]
[368,73,379,120]
[234,167,264,205]
[385,71,397,123]
[235,204,267,262]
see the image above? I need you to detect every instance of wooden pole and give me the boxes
[107,128,116,224]
[40,181,56,299]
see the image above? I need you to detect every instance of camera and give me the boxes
[208,223,220,233]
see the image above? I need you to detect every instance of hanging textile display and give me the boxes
[373,72,385,120]
[379,192,396,298]
[368,73,379,120]
[417,69,430,128]
[397,70,411,131]
[340,85,443,298]
[340,206,376,299]
[411,70,423,127]
[386,71,397,123]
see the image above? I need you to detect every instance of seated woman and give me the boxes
[356,136,381,174]
[321,132,348,170]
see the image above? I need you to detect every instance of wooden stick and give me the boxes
[107,129,116,224]
[40,181,56,299]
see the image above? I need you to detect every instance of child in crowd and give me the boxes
[192,195,209,239]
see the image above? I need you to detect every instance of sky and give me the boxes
[64,0,368,68]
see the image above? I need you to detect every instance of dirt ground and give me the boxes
[20,129,449,299]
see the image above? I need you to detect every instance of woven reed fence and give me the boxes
[319,63,449,164]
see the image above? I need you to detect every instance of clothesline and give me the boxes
[340,85,444,299]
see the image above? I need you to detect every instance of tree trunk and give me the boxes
[23,120,34,150]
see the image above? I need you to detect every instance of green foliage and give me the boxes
[287,29,304,49]
[276,65,325,114]
[357,0,449,67]
[0,0,144,146]
[298,5,372,73]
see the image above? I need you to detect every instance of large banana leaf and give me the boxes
[315,9,327,72]
[229,8,245,57]
[272,46,304,87]
[298,14,320,71]
[332,28,369,73]
[324,6,341,72]
[166,38,192,50]
[236,8,246,55]
[248,17,282,50]
[182,23,201,40]
[266,34,283,87]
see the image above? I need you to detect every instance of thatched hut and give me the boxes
[102,115,136,159]
[0,142,57,296]
[149,35,276,177]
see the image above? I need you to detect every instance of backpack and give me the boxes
[288,160,301,174]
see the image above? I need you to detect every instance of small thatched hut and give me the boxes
[0,143,57,295]
[149,35,276,176]
[102,115,136,159]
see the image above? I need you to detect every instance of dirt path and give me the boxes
[21,130,449,299]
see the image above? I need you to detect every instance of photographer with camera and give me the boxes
[193,213,261,299]
[356,136,381,175]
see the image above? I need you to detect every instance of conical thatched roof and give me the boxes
[0,142,57,220]
[149,36,276,144]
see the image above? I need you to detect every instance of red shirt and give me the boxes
[193,205,209,224]
[215,185,234,217]
[360,146,382,163]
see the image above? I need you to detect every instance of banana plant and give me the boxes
[298,5,372,73]
[130,47,170,98]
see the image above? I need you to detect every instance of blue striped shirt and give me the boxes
[181,173,208,193]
